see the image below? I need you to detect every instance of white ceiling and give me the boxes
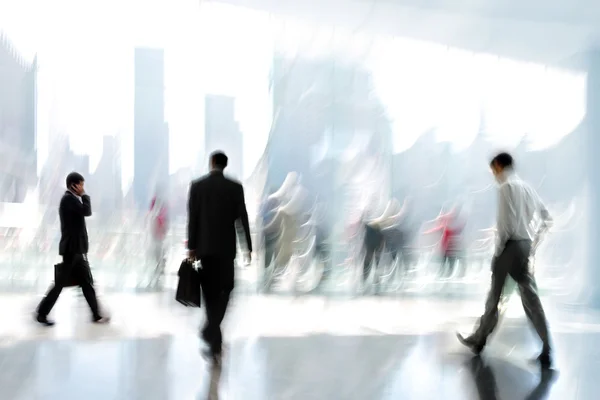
[216,0,599,70]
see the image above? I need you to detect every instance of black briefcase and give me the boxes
[54,262,79,287]
[176,259,201,307]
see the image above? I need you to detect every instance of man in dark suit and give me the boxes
[36,172,109,326]
[187,151,252,361]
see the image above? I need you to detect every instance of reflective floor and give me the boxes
[0,292,598,399]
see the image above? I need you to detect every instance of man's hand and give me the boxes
[72,182,85,196]
[243,252,252,266]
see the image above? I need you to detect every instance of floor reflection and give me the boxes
[203,363,223,400]
[467,356,558,400]
[0,333,577,400]
[0,294,595,399]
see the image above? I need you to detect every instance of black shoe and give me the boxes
[536,352,552,369]
[200,328,210,342]
[457,333,485,354]
[92,316,111,324]
[35,314,55,327]
[201,348,222,366]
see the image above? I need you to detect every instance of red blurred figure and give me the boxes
[150,196,169,241]
[424,208,464,277]
[148,188,169,287]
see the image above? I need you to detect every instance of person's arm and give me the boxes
[187,183,198,257]
[532,190,553,253]
[495,184,516,257]
[423,225,443,234]
[237,184,253,254]
[63,193,92,217]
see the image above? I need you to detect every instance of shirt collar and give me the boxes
[66,189,82,201]
[499,168,518,184]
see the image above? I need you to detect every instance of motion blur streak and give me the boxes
[0,0,598,399]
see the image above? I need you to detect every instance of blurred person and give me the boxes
[377,198,413,272]
[258,189,280,290]
[35,172,109,326]
[423,206,465,278]
[148,186,169,287]
[271,181,307,265]
[259,174,297,270]
[312,202,332,288]
[362,213,385,286]
[457,152,553,369]
[259,174,306,290]
[187,151,252,364]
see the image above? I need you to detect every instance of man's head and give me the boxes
[66,172,85,195]
[209,151,228,171]
[490,152,514,182]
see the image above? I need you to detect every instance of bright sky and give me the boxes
[0,0,586,191]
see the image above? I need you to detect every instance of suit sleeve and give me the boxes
[187,183,198,251]
[63,194,92,217]
[237,184,253,253]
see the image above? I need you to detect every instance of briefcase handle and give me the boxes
[185,257,202,269]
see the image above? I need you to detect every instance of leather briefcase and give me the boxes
[54,262,79,287]
[176,259,201,307]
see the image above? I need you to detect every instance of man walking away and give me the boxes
[457,152,553,369]
[187,151,252,364]
[36,172,109,326]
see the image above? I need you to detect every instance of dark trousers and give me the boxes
[199,256,234,353]
[363,246,382,282]
[473,240,551,353]
[263,234,276,269]
[37,254,101,319]
[261,234,277,292]
[440,253,461,278]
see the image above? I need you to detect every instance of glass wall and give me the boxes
[0,1,587,300]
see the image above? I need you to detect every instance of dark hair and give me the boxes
[210,151,228,169]
[66,172,85,188]
[490,152,514,169]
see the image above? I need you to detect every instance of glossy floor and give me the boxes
[0,292,598,399]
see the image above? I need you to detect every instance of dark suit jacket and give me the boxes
[187,171,252,259]
[58,191,92,256]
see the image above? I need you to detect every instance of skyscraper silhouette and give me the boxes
[203,95,243,180]
[133,48,169,208]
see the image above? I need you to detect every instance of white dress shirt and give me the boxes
[67,189,83,203]
[495,170,552,257]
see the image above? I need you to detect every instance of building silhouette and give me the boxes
[266,55,393,221]
[0,34,37,202]
[203,95,243,180]
[39,136,84,206]
[90,136,122,213]
[133,48,169,208]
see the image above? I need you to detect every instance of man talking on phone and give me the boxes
[187,151,252,364]
[36,172,109,326]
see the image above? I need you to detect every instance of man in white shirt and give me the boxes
[457,152,553,369]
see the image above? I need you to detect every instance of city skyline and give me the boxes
[0,1,585,196]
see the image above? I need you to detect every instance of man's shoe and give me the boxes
[92,316,111,324]
[200,328,210,343]
[35,314,55,327]
[201,348,222,366]
[536,352,552,369]
[457,333,485,354]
